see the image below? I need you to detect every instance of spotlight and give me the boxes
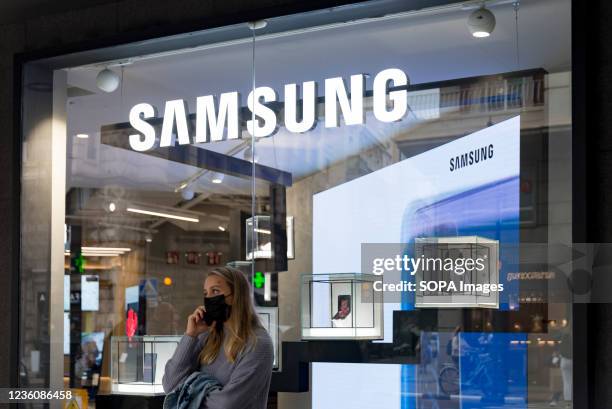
[247,20,268,30]
[96,68,120,93]
[145,234,153,243]
[218,226,226,232]
[108,202,116,212]
[181,189,195,201]
[211,173,224,184]
[467,7,496,38]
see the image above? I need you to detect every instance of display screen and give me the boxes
[81,275,99,311]
[64,275,70,312]
[312,116,521,409]
[64,312,70,355]
[79,332,105,373]
[125,285,139,311]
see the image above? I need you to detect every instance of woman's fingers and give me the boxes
[192,306,206,323]
[189,314,197,326]
[187,305,209,336]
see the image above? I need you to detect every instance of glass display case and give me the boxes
[300,273,383,340]
[246,215,272,260]
[414,236,499,308]
[110,335,181,395]
[226,260,253,278]
[256,306,279,368]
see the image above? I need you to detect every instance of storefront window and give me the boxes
[19,0,572,407]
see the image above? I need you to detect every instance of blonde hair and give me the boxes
[198,267,261,364]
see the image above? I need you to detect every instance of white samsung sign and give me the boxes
[128,68,409,152]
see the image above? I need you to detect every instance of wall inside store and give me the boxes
[145,222,231,331]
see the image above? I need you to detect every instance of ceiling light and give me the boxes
[81,250,125,254]
[145,234,153,243]
[82,246,131,252]
[108,202,116,212]
[218,226,226,231]
[247,20,268,30]
[467,7,496,38]
[76,133,89,139]
[82,250,122,253]
[80,247,130,256]
[211,173,224,184]
[127,207,199,223]
[96,68,121,93]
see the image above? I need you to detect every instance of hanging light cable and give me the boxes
[120,66,125,116]
[513,1,520,69]
[250,22,257,282]
[246,19,267,279]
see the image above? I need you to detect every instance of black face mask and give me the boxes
[203,294,231,327]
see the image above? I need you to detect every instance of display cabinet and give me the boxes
[246,215,272,260]
[414,236,499,308]
[256,306,279,368]
[226,260,253,278]
[110,336,181,395]
[300,273,383,340]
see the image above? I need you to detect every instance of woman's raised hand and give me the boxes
[185,306,209,337]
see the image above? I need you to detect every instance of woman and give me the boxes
[162,267,273,409]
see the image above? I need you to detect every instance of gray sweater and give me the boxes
[162,327,273,409]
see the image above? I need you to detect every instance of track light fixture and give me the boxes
[467,6,496,38]
[96,68,120,93]
[247,20,268,30]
